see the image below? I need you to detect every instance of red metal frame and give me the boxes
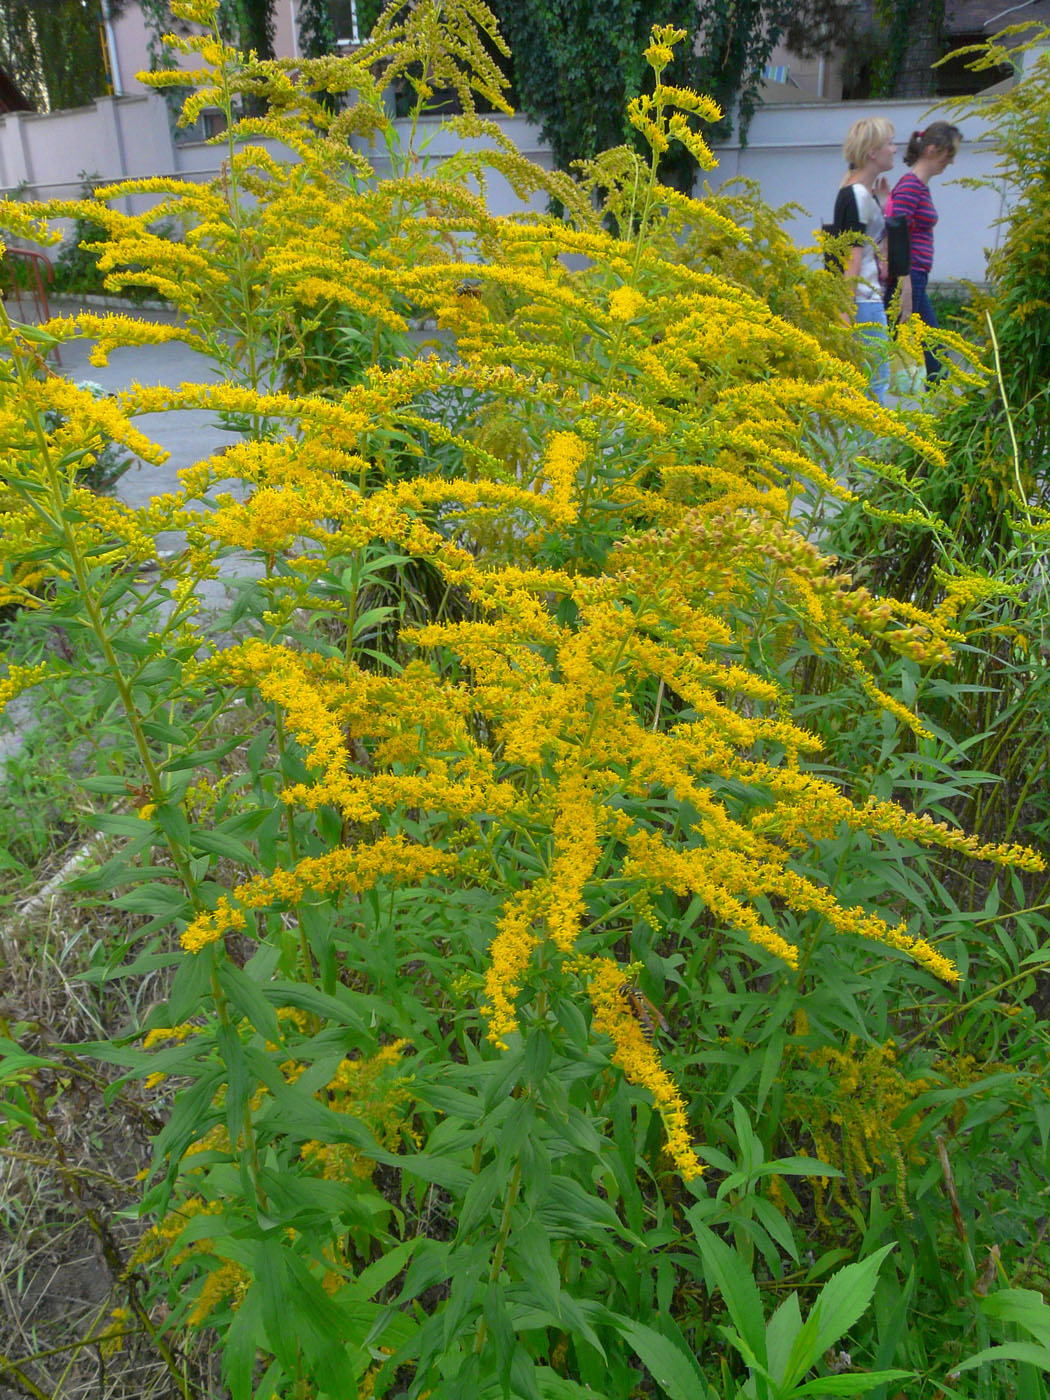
[3,247,59,363]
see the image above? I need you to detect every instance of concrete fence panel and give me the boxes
[2,92,1013,284]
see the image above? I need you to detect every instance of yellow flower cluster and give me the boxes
[607,286,647,324]
[301,1039,412,1183]
[181,837,456,952]
[483,886,544,1049]
[587,956,702,1180]
[0,661,51,719]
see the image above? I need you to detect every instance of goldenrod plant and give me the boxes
[0,5,1046,1397]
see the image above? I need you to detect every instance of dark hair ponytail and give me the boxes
[904,120,962,166]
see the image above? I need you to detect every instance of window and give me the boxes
[936,34,1014,95]
[328,0,361,44]
[202,109,229,138]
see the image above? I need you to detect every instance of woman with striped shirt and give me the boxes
[887,121,963,382]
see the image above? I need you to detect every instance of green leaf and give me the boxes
[758,1156,842,1178]
[539,1175,638,1243]
[351,1239,416,1301]
[731,1097,763,1172]
[217,1021,252,1150]
[0,1038,57,1076]
[798,1243,896,1377]
[141,718,190,745]
[689,1219,767,1368]
[111,883,192,918]
[954,1342,1050,1374]
[258,981,367,1034]
[615,1318,713,1400]
[162,736,246,771]
[351,604,396,637]
[457,1161,501,1240]
[217,961,281,1043]
[156,800,193,851]
[980,1289,1050,1345]
[766,1291,804,1387]
[87,812,154,838]
[535,1365,602,1398]
[223,1283,266,1400]
[791,1370,917,1396]
[511,1222,564,1322]
[749,1196,800,1264]
[80,774,135,794]
[414,1078,482,1120]
[190,828,256,864]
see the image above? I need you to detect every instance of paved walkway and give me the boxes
[53,301,264,610]
[0,303,261,764]
[55,303,240,504]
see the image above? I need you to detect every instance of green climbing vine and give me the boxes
[297,0,336,56]
[487,0,859,182]
[488,0,697,182]
[870,0,946,97]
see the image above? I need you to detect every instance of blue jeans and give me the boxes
[909,269,942,380]
[886,268,941,381]
[855,300,890,405]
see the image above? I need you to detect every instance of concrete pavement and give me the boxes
[51,300,264,611]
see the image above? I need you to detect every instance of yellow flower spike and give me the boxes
[169,0,220,24]
[0,661,52,719]
[627,95,669,154]
[545,768,602,952]
[181,839,456,954]
[587,956,702,1181]
[482,886,545,1049]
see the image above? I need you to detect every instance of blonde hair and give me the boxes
[841,117,894,181]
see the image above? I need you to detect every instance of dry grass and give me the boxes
[0,859,216,1400]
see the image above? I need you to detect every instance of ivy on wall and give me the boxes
[237,0,276,60]
[297,0,336,58]
[488,0,696,181]
[870,0,947,98]
[486,0,861,182]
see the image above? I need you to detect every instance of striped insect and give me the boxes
[619,979,671,1042]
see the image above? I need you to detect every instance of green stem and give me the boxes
[473,1156,523,1356]
[986,310,1028,527]
[18,353,202,914]
[899,958,1050,1054]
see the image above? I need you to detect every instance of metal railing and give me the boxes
[2,247,59,363]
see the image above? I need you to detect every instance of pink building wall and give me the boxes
[109,1,301,97]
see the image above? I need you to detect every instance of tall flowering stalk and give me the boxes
[0,7,1041,1395]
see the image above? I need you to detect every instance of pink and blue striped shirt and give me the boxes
[889,173,938,274]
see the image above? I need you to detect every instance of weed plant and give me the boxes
[0,5,1048,1399]
[50,176,176,307]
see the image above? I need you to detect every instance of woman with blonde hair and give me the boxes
[832,116,906,405]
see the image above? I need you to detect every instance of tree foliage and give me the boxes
[297,0,336,59]
[488,1,692,173]
[488,0,860,181]
[870,0,946,98]
[0,0,114,111]
[236,0,275,59]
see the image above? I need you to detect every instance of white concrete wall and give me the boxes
[0,94,173,198]
[0,92,1009,283]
